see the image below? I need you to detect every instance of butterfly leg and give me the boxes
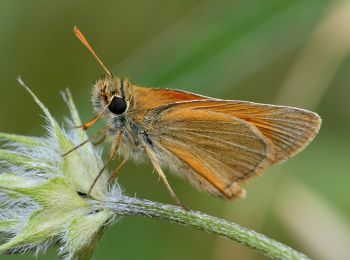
[74,114,101,130]
[108,157,127,182]
[88,129,124,195]
[144,146,188,210]
[93,134,107,146]
[62,125,111,157]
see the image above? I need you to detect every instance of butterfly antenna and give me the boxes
[74,26,112,77]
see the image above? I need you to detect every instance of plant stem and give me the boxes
[104,196,310,260]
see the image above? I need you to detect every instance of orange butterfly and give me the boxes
[64,27,321,208]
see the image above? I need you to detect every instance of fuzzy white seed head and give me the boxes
[0,80,122,259]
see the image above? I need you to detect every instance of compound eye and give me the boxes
[108,96,127,115]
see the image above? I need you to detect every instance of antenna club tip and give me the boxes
[73,27,112,76]
[73,26,82,36]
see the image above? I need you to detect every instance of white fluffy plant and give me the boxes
[0,79,311,260]
[0,79,119,259]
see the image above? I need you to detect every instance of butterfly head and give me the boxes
[91,75,132,117]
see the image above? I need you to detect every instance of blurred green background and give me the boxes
[1,0,350,259]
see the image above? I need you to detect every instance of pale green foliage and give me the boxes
[0,80,119,259]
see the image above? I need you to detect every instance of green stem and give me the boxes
[104,196,310,260]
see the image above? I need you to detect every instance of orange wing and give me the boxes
[131,86,209,121]
[175,100,321,163]
[142,99,320,199]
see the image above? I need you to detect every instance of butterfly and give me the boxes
[63,27,321,208]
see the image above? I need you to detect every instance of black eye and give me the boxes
[108,96,127,115]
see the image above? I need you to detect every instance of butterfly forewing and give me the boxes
[141,96,320,198]
[144,103,274,199]
[179,100,321,163]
